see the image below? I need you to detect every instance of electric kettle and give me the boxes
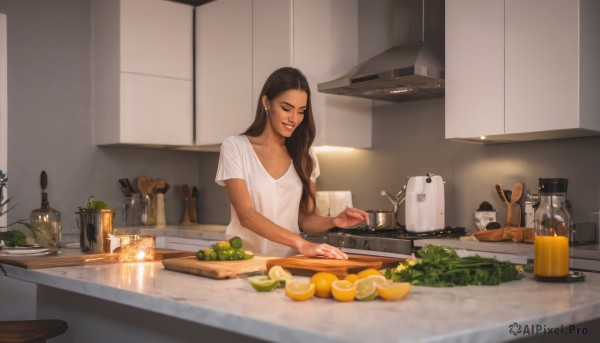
[405,173,445,233]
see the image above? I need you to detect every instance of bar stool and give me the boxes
[0,319,68,343]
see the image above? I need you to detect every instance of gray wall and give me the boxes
[2,0,599,238]
[1,0,202,239]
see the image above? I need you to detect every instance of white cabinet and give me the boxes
[92,0,194,146]
[445,0,600,143]
[195,0,253,147]
[194,0,371,149]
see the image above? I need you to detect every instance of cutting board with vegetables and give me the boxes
[266,254,404,278]
[162,255,275,280]
[0,249,195,269]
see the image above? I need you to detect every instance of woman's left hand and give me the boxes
[332,207,370,228]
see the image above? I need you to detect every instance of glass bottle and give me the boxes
[533,178,572,281]
[30,171,62,248]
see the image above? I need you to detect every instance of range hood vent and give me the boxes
[318,0,444,103]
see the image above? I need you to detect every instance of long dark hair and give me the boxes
[243,67,317,216]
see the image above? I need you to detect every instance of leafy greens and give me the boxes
[385,245,523,287]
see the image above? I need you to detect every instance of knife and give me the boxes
[495,184,512,227]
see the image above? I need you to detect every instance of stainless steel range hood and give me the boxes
[318,0,445,102]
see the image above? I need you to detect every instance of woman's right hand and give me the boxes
[297,240,348,260]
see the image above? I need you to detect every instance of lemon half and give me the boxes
[331,280,357,302]
[355,278,378,301]
[376,282,411,301]
[248,276,279,292]
[285,281,315,301]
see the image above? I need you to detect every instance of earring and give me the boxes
[265,108,269,115]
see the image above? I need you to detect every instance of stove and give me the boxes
[302,226,466,257]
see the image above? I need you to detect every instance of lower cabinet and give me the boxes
[156,236,218,251]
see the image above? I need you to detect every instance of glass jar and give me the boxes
[533,178,572,281]
[30,195,62,248]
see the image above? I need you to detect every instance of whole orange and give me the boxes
[310,272,339,298]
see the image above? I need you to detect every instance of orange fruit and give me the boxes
[357,268,383,279]
[343,273,360,284]
[310,272,339,298]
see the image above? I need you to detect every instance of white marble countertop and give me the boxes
[2,249,600,343]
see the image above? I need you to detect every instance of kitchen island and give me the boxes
[2,249,600,343]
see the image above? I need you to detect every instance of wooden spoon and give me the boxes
[153,179,168,193]
[508,182,524,227]
[136,176,154,194]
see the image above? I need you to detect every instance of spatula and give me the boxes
[495,184,511,227]
[508,182,524,227]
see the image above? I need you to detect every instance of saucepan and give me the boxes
[366,210,395,229]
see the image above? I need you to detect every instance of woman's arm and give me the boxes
[299,183,370,233]
[224,178,347,259]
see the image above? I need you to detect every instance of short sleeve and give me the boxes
[309,148,320,183]
[215,136,245,186]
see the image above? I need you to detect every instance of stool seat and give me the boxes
[0,319,68,343]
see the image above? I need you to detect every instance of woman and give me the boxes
[216,67,369,259]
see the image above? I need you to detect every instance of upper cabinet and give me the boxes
[92,0,194,146]
[445,0,600,143]
[195,0,372,148]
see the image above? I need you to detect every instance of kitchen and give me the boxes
[1,0,600,342]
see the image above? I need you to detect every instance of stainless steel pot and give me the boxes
[366,210,395,229]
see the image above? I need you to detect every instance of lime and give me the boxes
[214,240,231,251]
[248,276,279,292]
[195,250,204,261]
[229,236,243,249]
[217,250,230,261]
[355,278,378,301]
[201,248,214,261]
[210,251,218,260]
[243,250,254,260]
[232,250,244,260]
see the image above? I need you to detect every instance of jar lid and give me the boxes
[538,178,569,194]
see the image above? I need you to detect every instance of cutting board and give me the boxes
[162,255,275,280]
[0,249,195,269]
[266,254,404,278]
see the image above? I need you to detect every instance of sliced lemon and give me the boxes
[367,275,390,287]
[355,278,378,301]
[248,276,279,292]
[285,281,315,301]
[310,272,339,298]
[376,282,411,301]
[331,280,357,302]
[268,266,293,282]
[357,268,383,279]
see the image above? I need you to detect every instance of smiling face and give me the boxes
[262,89,308,138]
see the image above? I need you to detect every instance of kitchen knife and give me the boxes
[495,184,512,227]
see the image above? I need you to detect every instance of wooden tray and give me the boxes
[0,249,195,269]
[266,254,404,278]
[162,255,275,280]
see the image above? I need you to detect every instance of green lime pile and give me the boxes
[195,236,254,261]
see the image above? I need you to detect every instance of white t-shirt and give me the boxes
[215,135,320,257]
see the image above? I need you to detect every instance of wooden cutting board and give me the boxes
[266,254,404,278]
[0,249,195,269]
[162,255,275,280]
